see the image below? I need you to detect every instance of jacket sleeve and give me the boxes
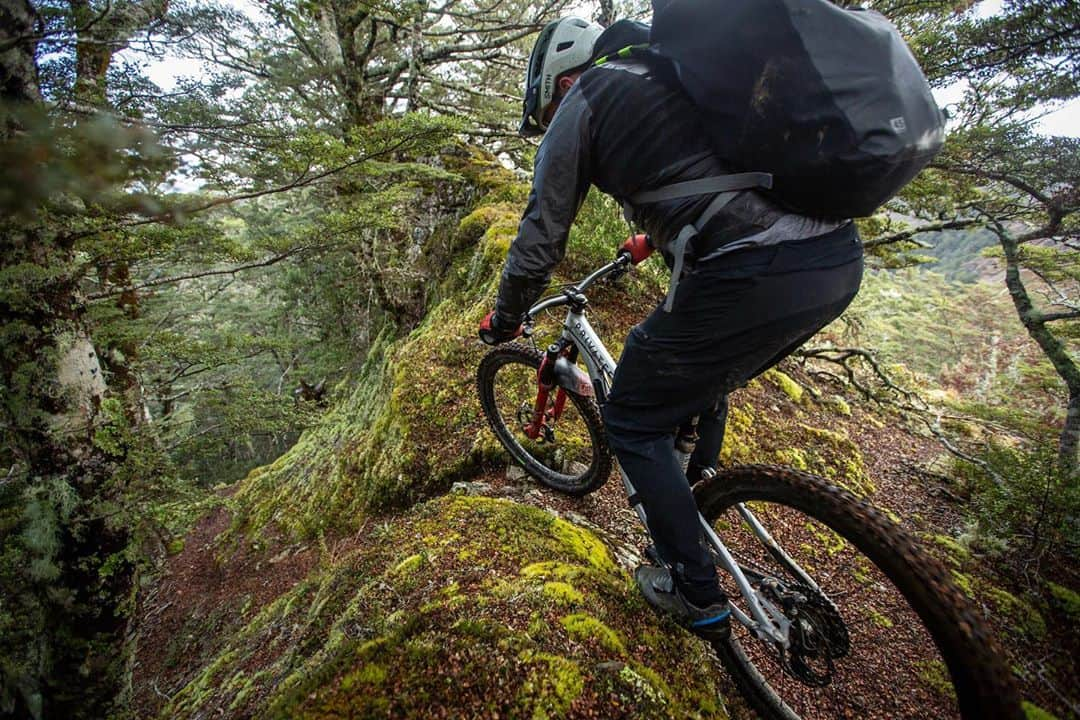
[495,85,594,324]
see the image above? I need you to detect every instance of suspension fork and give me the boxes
[524,342,574,439]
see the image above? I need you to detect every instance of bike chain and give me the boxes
[710,544,851,686]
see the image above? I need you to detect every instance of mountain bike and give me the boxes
[476,250,1022,720]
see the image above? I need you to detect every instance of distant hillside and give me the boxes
[917,229,999,282]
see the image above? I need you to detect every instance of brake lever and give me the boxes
[608,253,632,283]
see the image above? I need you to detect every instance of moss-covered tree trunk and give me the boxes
[999,233,1080,475]
[0,3,139,717]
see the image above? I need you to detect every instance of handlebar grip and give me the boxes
[620,233,654,265]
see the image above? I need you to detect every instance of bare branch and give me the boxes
[922,415,1006,487]
[864,219,983,249]
[70,127,447,241]
[86,243,327,300]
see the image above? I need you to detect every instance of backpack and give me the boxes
[643,0,946,219]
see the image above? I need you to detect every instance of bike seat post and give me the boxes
[673,417,699,475]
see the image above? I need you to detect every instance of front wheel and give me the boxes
[477,343,612,495]
[695,465,1022,720]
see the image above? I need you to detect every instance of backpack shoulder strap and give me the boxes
[593,43,651,67]
[640,172,773,313]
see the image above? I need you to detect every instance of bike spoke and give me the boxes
[486,350,601,488]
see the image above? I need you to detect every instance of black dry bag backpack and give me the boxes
[649,0,946,218]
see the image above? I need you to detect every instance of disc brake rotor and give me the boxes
[760,581,850,687]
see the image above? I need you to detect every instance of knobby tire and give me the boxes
[477,343,611,495]
[694,464,1023,720]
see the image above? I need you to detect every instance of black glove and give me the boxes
[479,311,523,345]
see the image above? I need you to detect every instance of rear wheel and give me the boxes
[477,343,611,495]
[695,465,1022,720]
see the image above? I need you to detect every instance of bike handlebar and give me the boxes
[525,253,632,321]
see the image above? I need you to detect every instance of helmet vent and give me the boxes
[556,41,574,51]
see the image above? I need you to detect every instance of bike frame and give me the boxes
[525,256,800,646]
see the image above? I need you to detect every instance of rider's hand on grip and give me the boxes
[479,310,523,346]
[620,233,654,265]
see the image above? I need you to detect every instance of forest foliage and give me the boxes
[0,0,1077,718]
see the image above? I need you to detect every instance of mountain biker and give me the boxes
[478,16,864,640]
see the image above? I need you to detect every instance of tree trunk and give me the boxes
[0,3,152,717]
[0,0,42,105]
[999,232,1080,474]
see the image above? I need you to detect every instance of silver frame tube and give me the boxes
[563,310,617,392]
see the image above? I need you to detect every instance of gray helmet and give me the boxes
[520,17,603,136]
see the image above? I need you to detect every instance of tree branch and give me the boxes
[864,219,983,249]
[86,243,326,300]
[69,127,447,240]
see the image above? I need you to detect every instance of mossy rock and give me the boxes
[764,368,805,404]
[771,423,875,497]
[1022,700,1061,720]
[823,394,852,416]
[1046,581,1080,621]
[560,613,625,654]
[719,403,758,465]
[924,533,972,568]
[229,147,533,539]
[984,586,1047,640]
[152,496,729,719]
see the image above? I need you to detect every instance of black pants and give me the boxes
[602,223,864,605]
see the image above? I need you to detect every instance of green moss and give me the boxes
[824,394,851,416]
[916,659,957,702]
[720,403,757,465]
[338,662,387,689]
[542,581,584,606]
[798,423,875,496]
[618,665,668,706]
[775,448,810,471]
[550,516,616,572]
[521,561,595,584]
[765,368,805,404]
[156,491,730,717]
[391,552,426,578]
[1022,700,1060,720]
[986,586,1047,640]
[455,203,518,249]
[865,607,894,628]
[930,534,972,565]
[517,650,585,720]
[560,613,625,654]
[951,570,975,598]
[1046,581,1080,621]
[806,521,847,556]
[852,556,874,585]
[801,424,849,446]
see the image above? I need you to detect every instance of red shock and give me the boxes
[524,344,560,439]
[523,384,550,439]
[551,389,568,421]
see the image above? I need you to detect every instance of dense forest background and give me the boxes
[1,0,1077,718]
